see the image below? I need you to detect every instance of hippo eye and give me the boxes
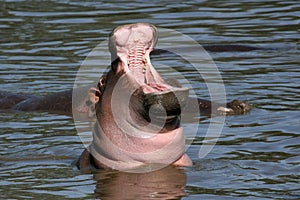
[101,77,106,84]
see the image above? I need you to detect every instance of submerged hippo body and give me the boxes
[0,86,91,114]
[0,88,251,116]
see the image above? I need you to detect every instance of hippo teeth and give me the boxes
[128,41,147,71]
[111,23,172,91]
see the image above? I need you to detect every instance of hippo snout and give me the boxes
[226,99,252,114]
[142,87,189,122]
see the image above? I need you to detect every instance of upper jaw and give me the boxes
[109,23,160,86]
[109,23,157,73]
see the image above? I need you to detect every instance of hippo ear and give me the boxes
[86,87,101,117]
[88,87,101,104]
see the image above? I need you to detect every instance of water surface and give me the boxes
[0,0,299,199]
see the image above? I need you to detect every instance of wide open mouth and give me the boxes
[109,23,189,122]
[109,23,170,92]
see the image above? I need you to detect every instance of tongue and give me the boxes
[142,83,170,94]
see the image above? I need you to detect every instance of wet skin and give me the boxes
[77,23,194,171]
[0,86,251,115]
[0,88,252,116]
[75,23,251,171]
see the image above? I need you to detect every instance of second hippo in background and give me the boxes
[0,82,251,116]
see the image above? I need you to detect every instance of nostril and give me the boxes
[238,103,248,112]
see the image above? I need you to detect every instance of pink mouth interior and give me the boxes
[111,23,172,94]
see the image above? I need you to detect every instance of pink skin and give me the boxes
[110,23,172,93]
[88,23,192,171]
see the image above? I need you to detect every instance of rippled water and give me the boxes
[1,0,299,199]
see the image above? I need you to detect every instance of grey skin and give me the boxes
[0,81,251,116]
[0,85,251,116]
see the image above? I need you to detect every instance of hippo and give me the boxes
[76,23,193,172]
[74,23,251,172]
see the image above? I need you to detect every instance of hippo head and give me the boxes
[86,23,192,172]
[226,99,252,114]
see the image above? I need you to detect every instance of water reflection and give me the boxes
[93,165,187,199]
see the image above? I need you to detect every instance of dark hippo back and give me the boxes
[0,91,35,109]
